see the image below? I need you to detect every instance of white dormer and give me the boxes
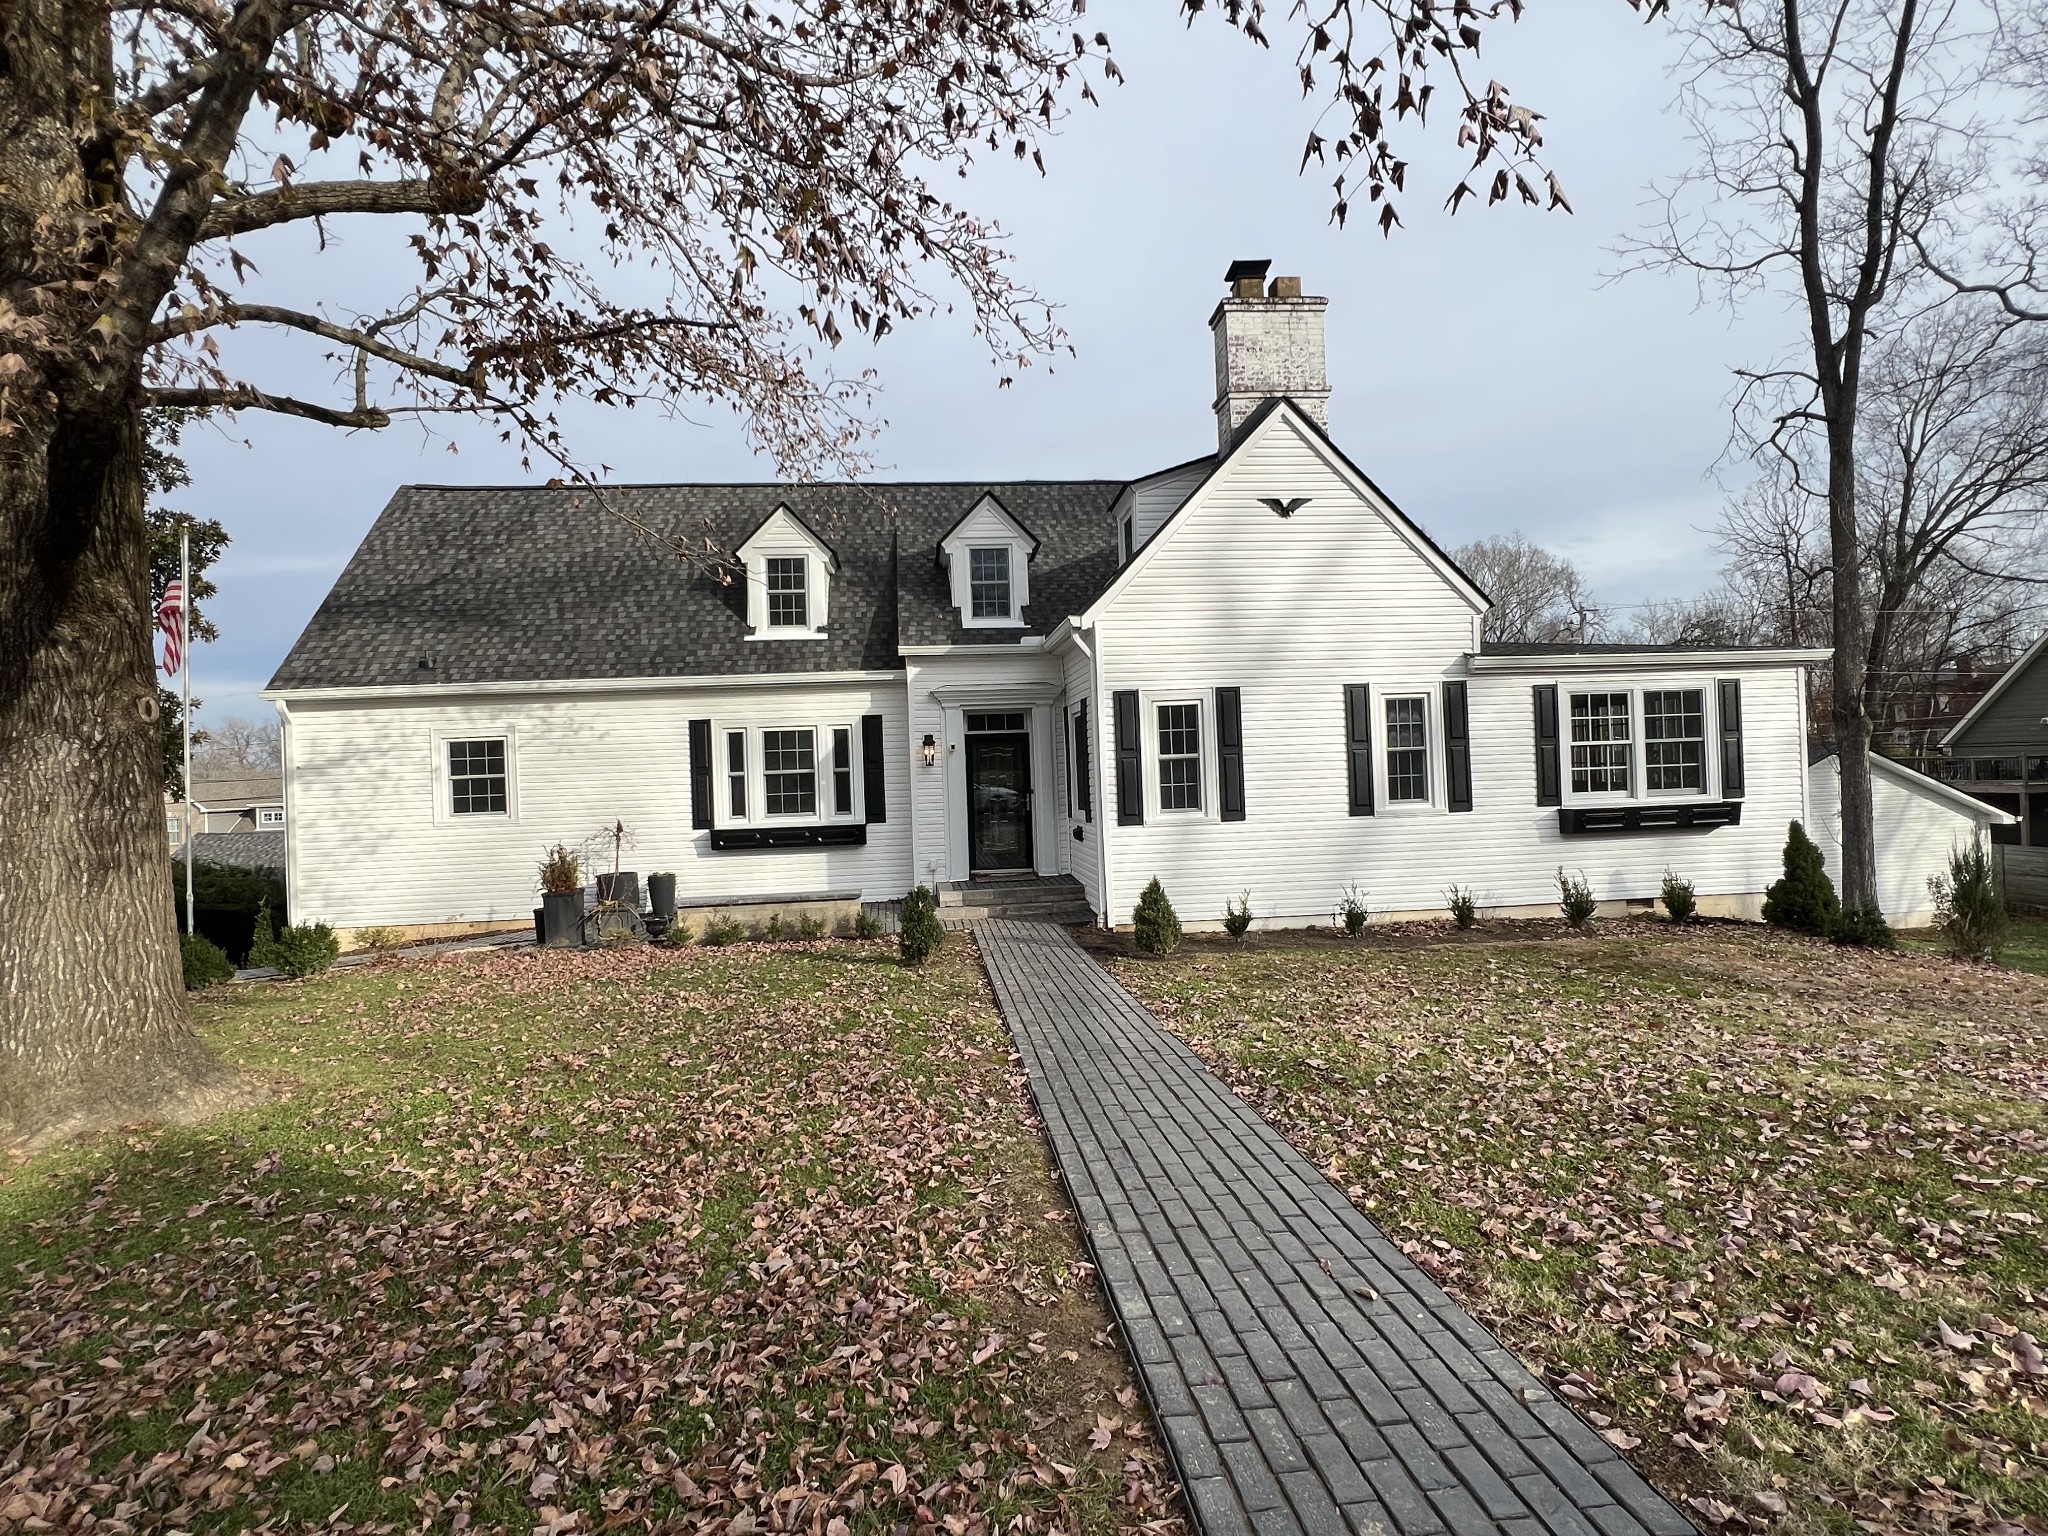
[939,494,1037,629]
[736,505,836,640]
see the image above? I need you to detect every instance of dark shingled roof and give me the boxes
[269,480,1128,691]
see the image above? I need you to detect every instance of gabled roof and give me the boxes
[936,493,1040,560]
[1809,747,2019,824]
[736,504,839,570]
[1941,629,2048,750]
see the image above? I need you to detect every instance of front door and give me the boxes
[967,733,1034,871]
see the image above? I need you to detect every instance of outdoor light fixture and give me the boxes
[920,734,938,767]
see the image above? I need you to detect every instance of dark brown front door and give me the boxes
[967,733,1033,871]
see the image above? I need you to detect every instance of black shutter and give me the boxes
[1113,689,1143,826]
[1533,685,1561,807]
[1217,687,1246,822]
[862,714,886,823]
[1718,680,1745,798]
[689,718,714,829]
[1344,684,1375,816]
[1443,681,1473,813]
[1075,704,1093,821]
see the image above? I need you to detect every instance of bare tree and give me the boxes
[193,716,282,776]
[1452,532,1604,644]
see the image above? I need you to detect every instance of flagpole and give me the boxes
[181,526,194,936]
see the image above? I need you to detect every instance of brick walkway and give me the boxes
[977,921,1693,1536]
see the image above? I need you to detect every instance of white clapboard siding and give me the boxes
[1088,414,1810,924]
[1128,459,1211,550]
[284,681,913,928]
[1809,754,2011,926]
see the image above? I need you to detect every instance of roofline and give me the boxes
[264,668,906,703]
[736,502,840,571]
[1814,749,2020,823]
[899,638,1048,656]
[1940,629,2048,748]
[383,477,1135,491]
[1467,646,1833,672]
[933,490,1046,565]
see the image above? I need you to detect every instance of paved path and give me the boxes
[977,921,1693,1536]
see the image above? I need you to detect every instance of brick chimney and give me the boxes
[1210,259,1329,452]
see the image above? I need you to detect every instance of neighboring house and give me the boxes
[1940,630,2048,845]
[167,773,287,876]
[1808,749,2017,925]
[267,260,1836,941]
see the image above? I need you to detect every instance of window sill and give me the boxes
[710,824,868,850]
[961,617,1027,629]
[745,629,828,641]
[1557,801,1742,835]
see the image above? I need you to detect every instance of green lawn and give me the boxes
[1106,924,2048,1536]
[0,940,1180,1536]
[1999,916,2048,977]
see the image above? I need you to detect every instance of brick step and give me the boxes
[943,905,1094,928]
[946,894,1095,917]
[938,877,1084,908]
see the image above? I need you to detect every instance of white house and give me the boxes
[1808,750,2017,926]
[268,260,1846,942]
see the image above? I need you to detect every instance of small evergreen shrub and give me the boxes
[247,896,282,969]
[796,912,828,940]
[1659,869,1697,924]
[1445,885,1478,930]
[1930,835,2009,960]
[1222,891,1254,942]
[1557,868,1597,929]
[180,932,234,989]
[853,908,885,940]
[1829,905,1898,950]
[899,886,945,966]
[702,913,747,946]
[269,922,340,978]
[1133,878,1182,956]
[761,912,786,943]
[1762,821,1839,934]
[1337,883,1370,938]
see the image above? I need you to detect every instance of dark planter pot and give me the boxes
[540,890,583,948]
[533,906,545,946]
[595,871,641,910]
[647,873,677,922]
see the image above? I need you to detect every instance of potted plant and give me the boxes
[537,843,584,947]
[592,819,640,911]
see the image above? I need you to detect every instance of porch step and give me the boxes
[937,875,1093,927]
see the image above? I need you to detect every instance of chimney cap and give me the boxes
[1223,258,1272,285]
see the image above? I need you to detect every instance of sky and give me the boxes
[176,3,1798,724]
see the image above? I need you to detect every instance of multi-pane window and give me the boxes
[1384,695,1429,803]
[965,712,1027,734]
[726,730,747,818]
[762,728,817,815]
[766,557,808,628]
[448,738,508,814]
[258,807,285,826]
[969,547,1012,619]
[1568,693,1632,795]
[1643,689,1707,792]
[832,726,854,815]
[1156,702,1202,812]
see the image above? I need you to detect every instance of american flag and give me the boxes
[157,579,186,678]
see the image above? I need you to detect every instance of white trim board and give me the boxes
[266,669,906,703]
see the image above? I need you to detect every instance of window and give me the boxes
[1643,689,1706,792]
[762,729,817,815]
[1384,695,1429,803]
[258,807,285,827]
[166,815,181,845]
[1156,702,1202,812]
[969,547,1012,619]
[965,711,1028,734]
[727,730,747,818]
[766,557,808,628]
[449,738,508,814]
[1122,519,1134,563]
[1073,704,1092,820]
[1568,693,1631,795]
[832,726,854,816]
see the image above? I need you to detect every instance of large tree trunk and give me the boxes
[0,396,238,1145]
[1827,431,1880,914]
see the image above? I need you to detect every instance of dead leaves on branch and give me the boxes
[0,944,1182,1536]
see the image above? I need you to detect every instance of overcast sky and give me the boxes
[178,4,1796,724]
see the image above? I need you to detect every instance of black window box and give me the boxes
[709,824,868,851]
[1557,800,1743,835]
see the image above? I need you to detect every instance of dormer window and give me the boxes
[939,494,1036,630]
[736,505,835,640]
[969,547,1012,619]
[766,557,808,628]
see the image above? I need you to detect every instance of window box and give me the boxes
[708,824,869,851]
[1556,801,1743,835]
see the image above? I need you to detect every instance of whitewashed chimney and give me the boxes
[1209,258,1330,452]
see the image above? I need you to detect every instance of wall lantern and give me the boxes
[920,733,938,768]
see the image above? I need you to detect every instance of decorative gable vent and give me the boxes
[937,494,1037,629]
[735,505,837,639]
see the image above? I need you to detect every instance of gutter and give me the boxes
[264,667,907,704]
[1465,647,1833,673]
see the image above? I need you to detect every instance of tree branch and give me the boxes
[149,301,481,387]
[146,384,391,427]
[197,176,483,240]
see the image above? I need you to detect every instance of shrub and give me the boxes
[1762,821,1839,934]
[900,886,945,966]
[1930,835,2009,960]
[1445,885,1478,930]
[180,932,235,989]
[537,843,582,895]
[269,922,341,978]
[1133,878,1182,956]
[247,896,281,969]
[353,925,402,953]
[1222,890,1254,942]
[796,911,828,940]
[761,912,786,943]
[1557,868,1597,929]
[1659,870,1697,924]
[701,913,747,946]
[1829,905,1898,950]
[174,860,287,963]
[1337,883,1370,938]
[853,908,885,940]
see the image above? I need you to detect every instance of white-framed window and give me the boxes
[1643,688,1707,793]
[762,728,817,816]
[1156,700,1203,813]
[765,556,808,629]
[832,725,854,815]
[448,737,509,815]
[1384,695,1430,803]
[969,547,1012,619]
[1568,692,1632,796]
[726,729,747,819]
[166,815,181,845]
[257,807,285,827]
